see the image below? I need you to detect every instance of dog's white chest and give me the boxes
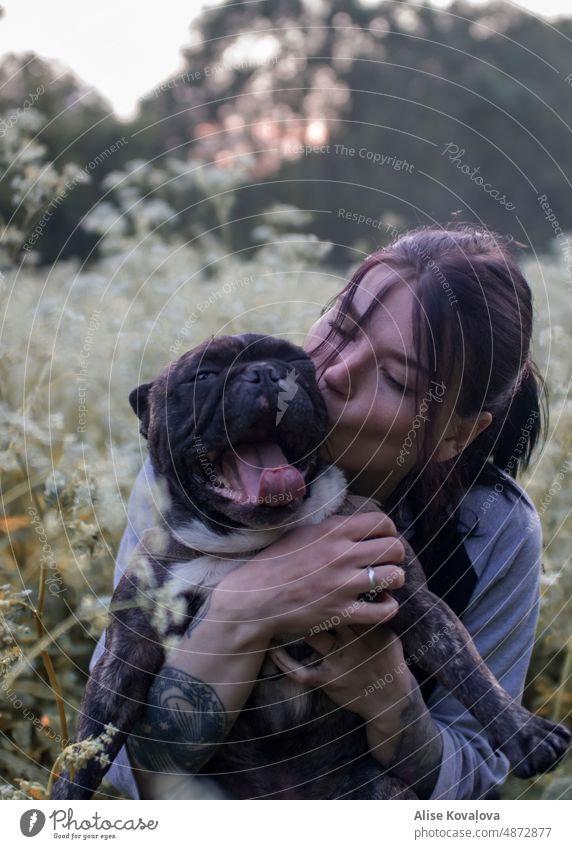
[164,553,248,594]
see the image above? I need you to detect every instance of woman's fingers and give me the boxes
[269,647,319,686]
[269,646,301,671]
[350,563,405,597]
[330,536,405,570]
[303,630,337,655]
[335,624,366,641]
[302,628,351,654]
[300,567,403,638]
[341,511,398,540]
[303,624,358,655]
[305,591,400,635]
[351,536,406,567]
[348,592,400,625]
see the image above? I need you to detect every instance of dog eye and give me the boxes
[194,371,218,382]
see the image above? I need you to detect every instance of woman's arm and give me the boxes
[364,495,543,799]
[126,603,273,799]
[96,458,407,798]
[128,516,406,798]
[360,656,444,798]
[271,493,543,799]
[421,499,543,799]
[271,622,444,797]
[90,458,273,798]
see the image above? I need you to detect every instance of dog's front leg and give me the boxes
[50,587,166,800]
[391,542,570,778]
[51,545,214,801]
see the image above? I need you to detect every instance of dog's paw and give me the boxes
[499,712,571,779]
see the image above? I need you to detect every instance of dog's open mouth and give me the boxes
[205,441,307,507]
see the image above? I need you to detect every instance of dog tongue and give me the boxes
[220,441,306,505]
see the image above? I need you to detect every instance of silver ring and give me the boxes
[367,565,377,594]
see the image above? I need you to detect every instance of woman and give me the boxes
[91,224,545,800]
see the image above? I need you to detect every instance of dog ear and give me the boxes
[128,382,153,439]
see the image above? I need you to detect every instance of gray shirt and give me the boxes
[90,455,542,800]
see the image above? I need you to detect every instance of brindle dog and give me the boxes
[51,333,570,800]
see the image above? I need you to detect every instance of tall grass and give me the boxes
[0,111,569,799]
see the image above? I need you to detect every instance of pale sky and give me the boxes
[0,0,569,118]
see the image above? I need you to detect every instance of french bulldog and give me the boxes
[51,333,570,800]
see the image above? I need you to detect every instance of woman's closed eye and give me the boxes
[381,368,412,395]
[327,319,414,395]
[327,318,357,341]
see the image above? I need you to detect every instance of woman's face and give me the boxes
[302,266,435,501]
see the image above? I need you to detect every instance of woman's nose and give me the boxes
[321,345,370,399]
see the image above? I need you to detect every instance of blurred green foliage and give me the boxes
[2,1,572,265]
[0,0,570,800]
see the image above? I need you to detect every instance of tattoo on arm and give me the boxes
[127,665,229,774]
[385,692,443,798]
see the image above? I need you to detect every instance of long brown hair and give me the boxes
[306,223,547,546]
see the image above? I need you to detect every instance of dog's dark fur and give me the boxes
[51,333,570,800]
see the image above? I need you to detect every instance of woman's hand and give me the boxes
[210,512,407,639]
[268,623,413,722]
[269,622,444,798]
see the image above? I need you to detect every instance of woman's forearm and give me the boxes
[363,672,443,798]
[127,592,272,780]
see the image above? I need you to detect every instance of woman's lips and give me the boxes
[321,389,350,416]
[318,380,348,402]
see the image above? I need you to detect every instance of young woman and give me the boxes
[91,224,545,800]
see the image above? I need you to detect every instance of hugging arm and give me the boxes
[126,601,272,799]
[405,506,558,799]
[361,503,569,800]
[88,458,273,800]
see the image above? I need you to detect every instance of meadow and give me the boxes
[0,116,570,800]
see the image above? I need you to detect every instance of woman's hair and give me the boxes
[307,222,547,544]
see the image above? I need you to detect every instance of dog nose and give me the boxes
[240,363,283,385]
